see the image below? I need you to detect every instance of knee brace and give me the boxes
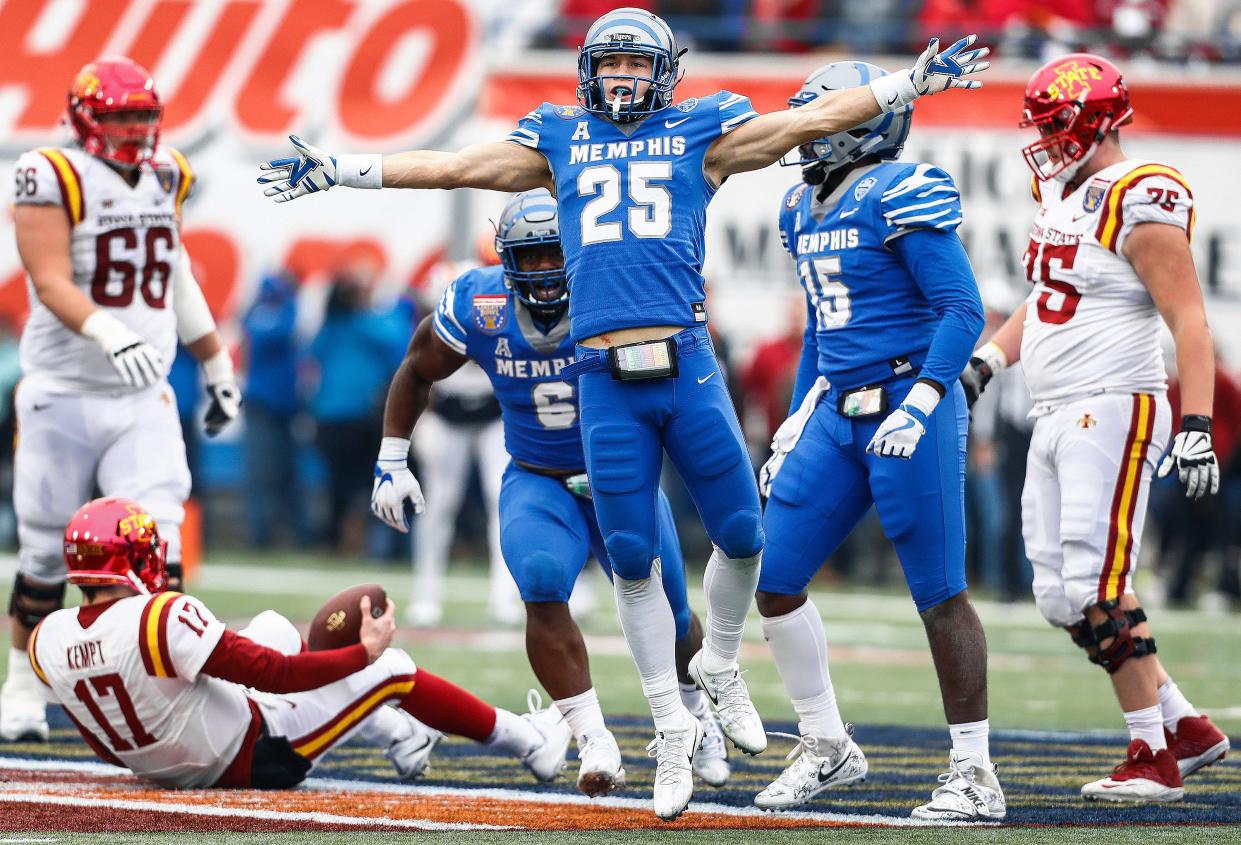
[165,562,184,592]
[1070,601,1157,675]
[713,510,764,561]
[603,530,655,580]
[8,574,66,629]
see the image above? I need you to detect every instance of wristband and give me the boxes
[973,340,1008,373]
[870,71,918,113]
[202,349,235,386]
[1181,415,1212,434]
[378,436,411,465]
[80,311,131,346]
[900,381,941,425]
[337,154,383,189]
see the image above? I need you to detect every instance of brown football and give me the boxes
[307,583,388,652]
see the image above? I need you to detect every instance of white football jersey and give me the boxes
[29,592,252,788]
[1019,158,1194,405]
[13,146,193,393]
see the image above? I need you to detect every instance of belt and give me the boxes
[513,460,584,479]
[563,326,709,380]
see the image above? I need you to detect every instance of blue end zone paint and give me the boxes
[5,708,1237,826]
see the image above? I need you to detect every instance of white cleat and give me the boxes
[404,601,443,628]
[754,727,868,811]
[383,710,443,781]
[911,751,1007,822]
[647,709,704,821]
[520,690,573,783]
[687,651,766,755]
[576,728,626,797]
[0,679,49,743]
[693,710,731,787]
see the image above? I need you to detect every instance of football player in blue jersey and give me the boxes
[259,9,988,819]
[369,190,731,798]
[752,62,1002,821]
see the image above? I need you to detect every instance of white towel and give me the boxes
[759,376,829,498]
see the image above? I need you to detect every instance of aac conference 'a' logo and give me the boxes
[1046,61,1103,101]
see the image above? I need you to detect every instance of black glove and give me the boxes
[204,380,242,437]
[1157,415,1220,499]
[960,356,994,409]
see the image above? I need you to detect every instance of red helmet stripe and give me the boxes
[139,591,181,678]
[166,147,194,216]
[1096,164,1193,252]
[27,620,51,688]
[36,148,84,225]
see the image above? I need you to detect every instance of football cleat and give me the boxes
[646,708,704,821]
[1165,714,1230,778]
[0,678,49,743]
[687,651,766,755]
[576,728,626,797]
[1081,740,1184,804]
[693,710,731,787]
[912,750,1007,821]
[754,727,868,811]
[404,601,443,629]
[520,690,573,783]
[384,711,443,781]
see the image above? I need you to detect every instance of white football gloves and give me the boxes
[80,311,164,389]
[1158,416,1220,499]
[372,436,425,532]
[202,350,241,437]
[871,35,990,113]
[866,381,942,460]
[258,135,381,203]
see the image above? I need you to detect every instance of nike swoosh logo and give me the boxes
[840,208,858,218]
[32,403,49,411]
[359,165,372,176]
[665,117,690,128]
[1072,213,1090,222]
[886,93,900,107]
[697,373,716,384]
[817,754,851,783]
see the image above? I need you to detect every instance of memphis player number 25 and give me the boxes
[1024,241,1081,325]
[578,162,672,244]
[798,256,852,330]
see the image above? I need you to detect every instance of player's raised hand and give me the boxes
[871,35,990,113]
[358,595,396,664]
[371,436,425,532]
[258,135,339,203]
[1158,416,1220,499]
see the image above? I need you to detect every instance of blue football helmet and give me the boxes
[495,189,568,320]
[784,62,912,184]
[576,8,682,123]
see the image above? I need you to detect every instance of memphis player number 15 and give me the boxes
[798,255,852,330]
[578,162,673,245]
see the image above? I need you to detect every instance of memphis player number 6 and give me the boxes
[578,162,673,245]
[533,381,576,429]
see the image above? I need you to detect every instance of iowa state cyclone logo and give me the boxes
[1046,61,1103,101]
[473,294,508,334]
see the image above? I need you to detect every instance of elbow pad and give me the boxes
[173,250,217,345]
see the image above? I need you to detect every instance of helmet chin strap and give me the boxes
[125,570,152,596]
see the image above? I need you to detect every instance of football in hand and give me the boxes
[307,583,388,652]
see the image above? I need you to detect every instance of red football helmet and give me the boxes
[63,498,168,595]
[68,57,163,167]
[1020,53,1133,183]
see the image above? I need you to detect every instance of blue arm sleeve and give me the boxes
[788,297,821,414]
[890,228,984,391]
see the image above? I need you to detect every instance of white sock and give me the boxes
[1157,679,1198,732]
[949,719,991,765]
[614,563,681,729]
[1124,704,1167,751]
[486,707,543,757]
[555,687,608,743]
[760,599,847,741]
[6,647,35,688]
[679,682,710,720]
[701,546,761,674]
[358,705,430,746]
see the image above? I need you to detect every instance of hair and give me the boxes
[77,584,102,601]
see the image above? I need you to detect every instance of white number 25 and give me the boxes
[578,162,672,245]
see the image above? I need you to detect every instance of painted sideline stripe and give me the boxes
[0,792,512,832]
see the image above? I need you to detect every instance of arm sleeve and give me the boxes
[200,629,369,693]
[432,277,471,355]
[13,150,69,210]
[880,163,964,242]
[788,297,821,413]
[1097,166,1194,254]
[890,228,985,390]
[506,104,547,150]
[173,249,218,345]
[715,90,759,135]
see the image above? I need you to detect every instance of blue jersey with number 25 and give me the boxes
[433,265,583,471]
[507,93,758,342]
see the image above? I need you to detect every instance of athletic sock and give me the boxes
[358,704,430,746]
[486,707,542,758]
[1157,678,1199,732]
[760,599,847,741]
[613,562,681,730]
[554,687,608,743]
[679,682,710,720]
[398,668,497,742]
[6,647,34,687]
[701,546,761,674]
[1124,704,1167,751]
[949,719,992,766]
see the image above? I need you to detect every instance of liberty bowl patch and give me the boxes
[854,177,877,201]
[554,105,584,119]
[786,183,808,208]
[1083,179,1109,213]
[473,294,509,334]
[676,98,699,112]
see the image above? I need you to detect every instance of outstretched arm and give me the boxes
[705,36,989,183]
[259,137,552,202]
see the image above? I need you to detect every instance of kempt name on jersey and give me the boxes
[568,136,688,165]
